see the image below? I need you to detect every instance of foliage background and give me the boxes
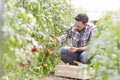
[89,11,120,80]
[0,0,4,78]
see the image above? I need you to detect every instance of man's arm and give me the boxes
[76,46,88,51]
[58,34,69,42]
[69,46,87,53]
[58,26,73,42]
[88,24,97,41]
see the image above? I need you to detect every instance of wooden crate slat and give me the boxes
[54,64,95,80]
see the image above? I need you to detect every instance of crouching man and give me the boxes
[58,13,97,66]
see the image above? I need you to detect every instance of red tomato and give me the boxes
[19,62,26,67]
[46,49,52,55]
[32,45,38,52]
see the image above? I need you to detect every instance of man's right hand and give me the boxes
[68,47,78,53]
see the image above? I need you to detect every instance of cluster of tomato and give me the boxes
[19,34,55,68]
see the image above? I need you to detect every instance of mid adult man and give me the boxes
[59,13,97,65]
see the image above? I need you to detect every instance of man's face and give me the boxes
[75,20,86,32]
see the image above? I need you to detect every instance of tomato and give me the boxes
[19,61,26,67]
[32,45,38,52]
[2,76,9,80]
[69,47,74,50]
[24,50,32,56]
[46,49,52,55]
[43,64,48,68]
[50,34,55,39]
[9,36,15,44]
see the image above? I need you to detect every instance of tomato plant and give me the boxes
[88,11,120,80]
[2,0,74,79]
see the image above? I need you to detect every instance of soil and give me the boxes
[45,74,80,80]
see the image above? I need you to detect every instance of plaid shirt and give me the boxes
[60,23,97,47]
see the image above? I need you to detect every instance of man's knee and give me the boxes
[80,52,96,64]
[59,46,69,54]
[79,51,89,64]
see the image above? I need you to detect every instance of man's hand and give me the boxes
[68,47,78,53]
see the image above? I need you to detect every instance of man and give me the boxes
[59,13,97,65]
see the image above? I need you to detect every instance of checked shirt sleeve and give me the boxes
[88,25,97,41]
[59,27,73,43]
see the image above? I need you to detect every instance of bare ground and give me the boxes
[45,74,80,80]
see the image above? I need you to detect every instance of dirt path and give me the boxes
[45,75,79,80]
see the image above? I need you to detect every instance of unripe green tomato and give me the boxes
[9,36,15,44]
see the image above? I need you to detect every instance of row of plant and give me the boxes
[1,0,74,80]
[89,11,120,80]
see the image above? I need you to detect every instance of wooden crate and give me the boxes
[54,63,95,80]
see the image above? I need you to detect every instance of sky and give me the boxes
[71,0,120,20]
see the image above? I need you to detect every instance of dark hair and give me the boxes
[75,13,89,24]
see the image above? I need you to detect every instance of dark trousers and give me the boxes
[60,46,94,65]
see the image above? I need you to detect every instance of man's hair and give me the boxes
[75,13,89,24]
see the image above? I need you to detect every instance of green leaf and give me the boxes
[36,16,45,30]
